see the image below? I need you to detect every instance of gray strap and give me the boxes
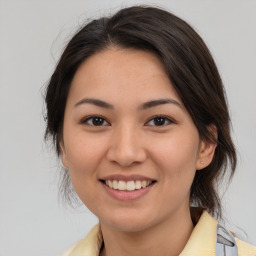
[216,225,238,256]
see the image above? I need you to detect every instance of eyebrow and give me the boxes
[139,98,182,110]
[74,98,182,110]
[74,98,114,109]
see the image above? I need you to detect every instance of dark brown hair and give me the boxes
[44,6,236,218]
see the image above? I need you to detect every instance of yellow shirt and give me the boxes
[60,211,256,256]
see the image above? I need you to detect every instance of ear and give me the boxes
[196,125,217,170]
[59,141,69,168]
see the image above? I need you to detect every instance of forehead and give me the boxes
[67,47,182,106]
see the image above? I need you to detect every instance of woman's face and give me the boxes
[61,47,214,232]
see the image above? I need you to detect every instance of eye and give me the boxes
[145,115,174,126]
[81,116,110,126]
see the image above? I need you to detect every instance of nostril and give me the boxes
[106,147,147,167]
[106,132,147,166]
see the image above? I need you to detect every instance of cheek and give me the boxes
[64,135,107,205]
[152,133,199,167]
[149,131,199,186]
[64,133,107,179]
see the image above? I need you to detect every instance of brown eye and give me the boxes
[146,116,173,126]
[82,116,109,126]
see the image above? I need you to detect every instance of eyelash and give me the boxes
[81,115,174,127]
[81,116,110,126]
[145,115,174,126]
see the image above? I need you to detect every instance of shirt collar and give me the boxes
[180,210,217,255]
[68,210,217,256]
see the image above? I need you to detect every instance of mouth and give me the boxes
[100,179,156,191]
[99,175,157,201]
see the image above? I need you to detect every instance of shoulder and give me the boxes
[59,224,102,256]
[187,209,256,256]
[59,243,77,256]
[235,237,256,256]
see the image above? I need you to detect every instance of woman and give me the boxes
[44,6,256,256]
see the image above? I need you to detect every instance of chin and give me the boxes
[105,221,151,233]
[99,211,160,233]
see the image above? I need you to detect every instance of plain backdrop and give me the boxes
[0,0,255,255]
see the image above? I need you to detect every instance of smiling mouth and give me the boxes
[100,180,156,191]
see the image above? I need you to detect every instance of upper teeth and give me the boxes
[105,180,153,191]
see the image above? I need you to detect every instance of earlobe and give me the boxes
[60,142,69,168]
[196,125,217,170]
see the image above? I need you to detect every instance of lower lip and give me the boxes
[101,182,155,201]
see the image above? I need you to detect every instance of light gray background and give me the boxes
[0,0,255,255]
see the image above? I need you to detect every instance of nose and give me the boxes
[106,124,147,167]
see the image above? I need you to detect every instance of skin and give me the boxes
[61,47,216,256]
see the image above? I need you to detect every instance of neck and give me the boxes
[100,207,194,256]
